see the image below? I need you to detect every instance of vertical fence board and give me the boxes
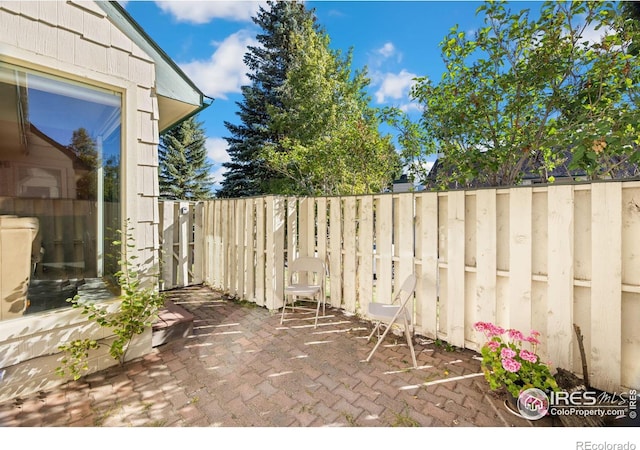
[342,197,357,313]
[298,198,310,259]
[621,185,640,389]
[396,193,414,290]
[298,198,311,286]
[213,200,223,289]
[547,185,574,372]
[315,198,329,307]
[622,183,640,283]
[255,198,266,307]
[621,292,640,389]
[304,197,316,256]
[316,198,328,261]
[415,192,438,339]
[591,183,622,393]
[204,201,212,286]
[274,197,285,311]
[245,199,255,302]
[475,189,497,330]
[222,200,229,292]
[376,195,393,303]
[160,202,174,289]
[437,194,449,337]
[509,188,532,332]
[265,197,285,311]
[329,197,342,308]
[265,197,275,309]
[573,189,592,284]
[358,196,374,315]
[193,202,204,285]
[227,200,238,296]
[236,199,246,298]
[287,197,297,264]
[447,191,465,347]
[176,202,189,287]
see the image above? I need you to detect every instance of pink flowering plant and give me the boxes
[474,322,559,398]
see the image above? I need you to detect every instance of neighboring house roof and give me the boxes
[426,148,639,189]
[425,152,582,189]
[96,1,212,133]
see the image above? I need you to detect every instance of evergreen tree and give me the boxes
[159,115,213,200]
[217,0,316,198]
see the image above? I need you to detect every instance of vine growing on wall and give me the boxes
[56,221,165,381]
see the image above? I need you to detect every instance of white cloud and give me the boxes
[377,42,396,58]
[178,30,257,99]
[206,137,230,164]
[370,41,402,67]
[154,1,263,24]
[210,165,229,191]
[374,69,418,104]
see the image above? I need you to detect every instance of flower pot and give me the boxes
[503,391,526,419]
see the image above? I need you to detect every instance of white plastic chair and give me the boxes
[365,273,418,368]
[280,256,327,328]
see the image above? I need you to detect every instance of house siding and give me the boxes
[0,0,161,402]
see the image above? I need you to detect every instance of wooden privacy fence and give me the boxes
[158,180,640,393]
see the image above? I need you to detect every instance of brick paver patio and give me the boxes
[0,285,558,427]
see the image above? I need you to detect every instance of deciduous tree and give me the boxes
[404,1,640,189]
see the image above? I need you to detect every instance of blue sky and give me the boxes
[120,1,544,191]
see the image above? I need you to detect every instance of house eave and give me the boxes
[96,1,211,131]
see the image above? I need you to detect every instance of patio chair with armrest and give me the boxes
[365,273,418,368]
[280,256,327,328]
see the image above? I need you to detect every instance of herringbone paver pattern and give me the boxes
[0,285,558,427]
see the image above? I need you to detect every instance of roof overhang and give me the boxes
[96,1,213,133]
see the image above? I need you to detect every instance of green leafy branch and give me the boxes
[56,220,165,381]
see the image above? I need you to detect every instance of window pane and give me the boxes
[0,63,122,320]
